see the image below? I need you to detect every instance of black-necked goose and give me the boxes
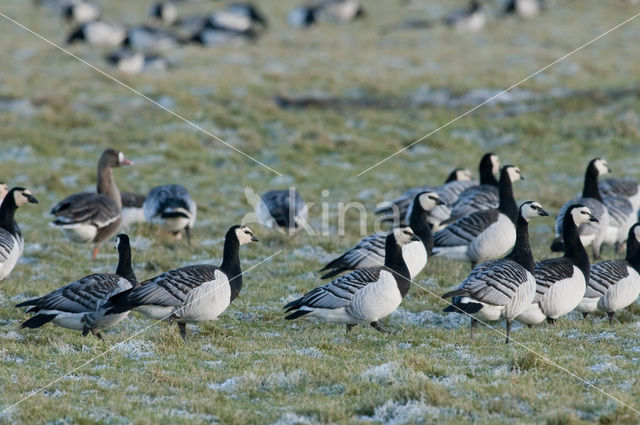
[444,0,486,32]
[504,0,543,18]
[123,26,183,54]
[445,152,500,224]
[143,184,197,244]
[551,158,611,259]
[50,149,133,260]
[443,201,549,343]
[149,2,178,25]
[599,177,640,212]
[320,0,365,22]
[104,225,258,341]
[433,165,523,265]
[320,191,445,279]
[516,205,597,326]
[0,188,38,283]
[62,1,100,25]
[105,49,170,75]
[120,192,146,228]
[191,2,267,45]
[249,188,308,233]
[17,234,137,339]
[577,223,640,323]
[0,181,8,205]
[284,227,418,333]
[67,20,127,47]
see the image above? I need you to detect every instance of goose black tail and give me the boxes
[15,298,41,308]
[103,288,135,315]
[550,237,565,252]
[21,314,56,329]
[284,310,311,321]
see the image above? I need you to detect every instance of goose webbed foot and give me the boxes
[346,324,356,333]
[505,320,512,344]
[370,321,393,334]
[470,318,478,339]
[178,322,187,341]
[92,245,100,261]
[607,311,615,325]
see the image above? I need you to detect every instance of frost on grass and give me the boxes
[209,370,307,393]
[360,399,455,424]
[391,308,468,329]
[269,412,317,425]
[295,347,326,358]
[167,409,219,423]
[361,362,399,383]
[114,339,155,359]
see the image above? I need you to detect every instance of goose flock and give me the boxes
[2,148,639,344]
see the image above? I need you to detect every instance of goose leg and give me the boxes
[91,329,103,340]
[178,323,187,341]
[370,321,392,334]
[582,312,589,319]
[607,311,615,325]
[185,226,192,245]
[546,317,556,325]
[505,320,512,344]
[470,318,477,339]
[92,245,100,261]
[346,324,356,333]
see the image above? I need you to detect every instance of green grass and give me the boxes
[1,0,640,423]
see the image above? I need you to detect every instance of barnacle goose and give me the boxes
[288,0,364,28]
[191,2,267,45]
[577,223,640,323]
[17,234,137,339]
[120,192,146,228]
[444,152,500,224]
[374,168,474,227]
[149,2,178,25]
[320,191,445,279]
[50,149,133,260]
[0,181,8,205]
[551,158,611,259]
[602,193,635,253]
[67,20,127,47]
[442,201,549,343]
[284,227,418,333]
[516,205,597,326]
[246,188,308,233]
[143,184,197,244]
[0,188,38,283]
[104,225,258,341]
[599,177,640,212]
[62,1,100,25]
[432,165,523,265]
[106,49,170,75]
[444,0,485,32]
[504,0,544,18]
[123,26,183,54]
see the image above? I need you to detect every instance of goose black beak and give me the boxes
[26,194,38,204]
[436,198,446,206]
[411,233,421,242]
[519,174,525,180]
[589,214,599,223]
[538,208,549,216]
[251,234,259,242]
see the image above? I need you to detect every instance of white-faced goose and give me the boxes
[17,234,137,339]
[143,184,197,244]
[249,188,308,233]
[432,165,523,265]
[320,191,445,279]
[443,201,549,343]
[67,20,127,47]
[504,0,543,18]
[50,149,133,260]
[62,1,100,25]
[149,2,178,25]
[444,152,500,224]
[0,188,39,283]
[284,227,418,334]
[120,192,146,228]
[577,223,640,324]
[0,181,8,205]
[551,158,611,259]
[444,0,486,32]
[516,205,597,326]
[123,26,183,54]
[104,225,258,341]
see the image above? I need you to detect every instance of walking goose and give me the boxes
[442,201,549,343]
[104,225,258,341]
[516,205,597,326]
[248,188,308,233]
[599,177,640,212]
[444,0,486,32]
[17,234,137,339]
[0,188,39,283]
[320,191,445,279]
[143,184,197,244]
[50,149,133,260]
[444,152,500,224]
[120,192,146,228]
[577,223,640,323]
[551,158,611,259]
[432,165,523,265]
[284,227,419,333]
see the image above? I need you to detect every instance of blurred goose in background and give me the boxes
[433,165,523,265]
[504,0,543,18]
[149,1,178,25]
[17,234,137,339]
[106,48,170,75]
[143,184,197,244]
[599,177,640,212]
[104,225,258,341]
[120,192,146,228]
[516,205,596,327]
[245,188,307,233]
[320,191,444,279]
[67,20,127,47]
[0,188,39,283]
[284,227,417,334]
[577,223,640,323]
[602,193,635,254]
[443,202,549,343]
[123,25,183,54]
[50,149,133,260]
[190,2,267,45]
[444,0,485,32]
[288,0,364,28]
[551,158,611,259]
[62,1,100,25]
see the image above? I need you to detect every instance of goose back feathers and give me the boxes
[143,184,197,243]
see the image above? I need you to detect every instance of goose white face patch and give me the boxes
[14,190,31,207]
[393,227,416,246]
[0,183,8,200]
[457,169,473,181]
[594,158,610,176]
[113,235,121,250]
[491,155,500,174]
[236,226,256,245]
[634,225,640,242]
[418,192,439,212]
[118,151,125,164]
[507,166,522,183]
[571,206,593,226]
[521,201,544,221]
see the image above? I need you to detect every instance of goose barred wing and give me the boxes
[586,260,629,298]
[437,180,477,205]
[556,197,607,237]
[448,185,499,221]
[599,178,639,199]
[533,258,575,302]
[374,186,432,218]
[144,184,196,223]
[321,233,385,273]
[51,193,120,227]
[434,209,499,246]
[603,195,634,228]
[121,192,146,208]
[0,228,17,265]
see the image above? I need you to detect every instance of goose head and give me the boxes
[10,187,38,207]
[100,149,134,168]
[447,168,472,182]
[630,223,640,245]
[0,181,8,201]
[503,165,524,183]
[589,158,611,177]
[233,225,259,245]
[480,152,500,175]
[114,233,130,251]
[392,226,421,246]
[415,191,446,212]
[519,201,549,222]
[568,204,599,226]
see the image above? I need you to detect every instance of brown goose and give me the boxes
[50,149,133,260]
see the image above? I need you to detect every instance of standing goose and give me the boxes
[444,152,500,224]
[442,201,549,343]
[247,188,308,233]
[320,191,445,279]
[0,188,39,283]
[551,158,611,259]
[284,227,419,333]
[62,1,100,25]
[504,0,544,18]
[516,205,597,326]
[104,225,258,341]
[120,192,146,228]
[67,20,128,47]
[143,184,197,244]
[444,0,486,32]
[16,234,137,339]
[50,149,133,260]
[432,165,523,265]
[577,223,640,323]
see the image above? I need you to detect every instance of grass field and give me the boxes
[1,0,640,423]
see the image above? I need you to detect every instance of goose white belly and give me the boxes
[0,234,23,280]
[597,270,640,312]
[160,216,191,233]
[502,272,536,319]
[515,303,546,325]
[576,297,599,313]
[304,306,354,324]
[432,245,470,261]
[256,201,277,229]
[539,267,586,319]
[346,270,403,323]
[135,305,174,321]
[467,215,516,263]
[173,274,231,322]
[402,241,427,279]
[53,222,98,243]
[120,207,146,228]
[45,309,130,331]
[49,311,86,331]
[470,301,504,322]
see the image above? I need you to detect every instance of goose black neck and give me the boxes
[561,212,590,279]
[115,241,137,283]
[0,193,19,235]
[221,231,243,302]
[409,200,434,256]
[479,155,498,187]
[444,170,458,183]
[506,214,534,273]
[498,170,518,223]
[626,231,640,273]
[582,163,602,202]
[384,234,412,298]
